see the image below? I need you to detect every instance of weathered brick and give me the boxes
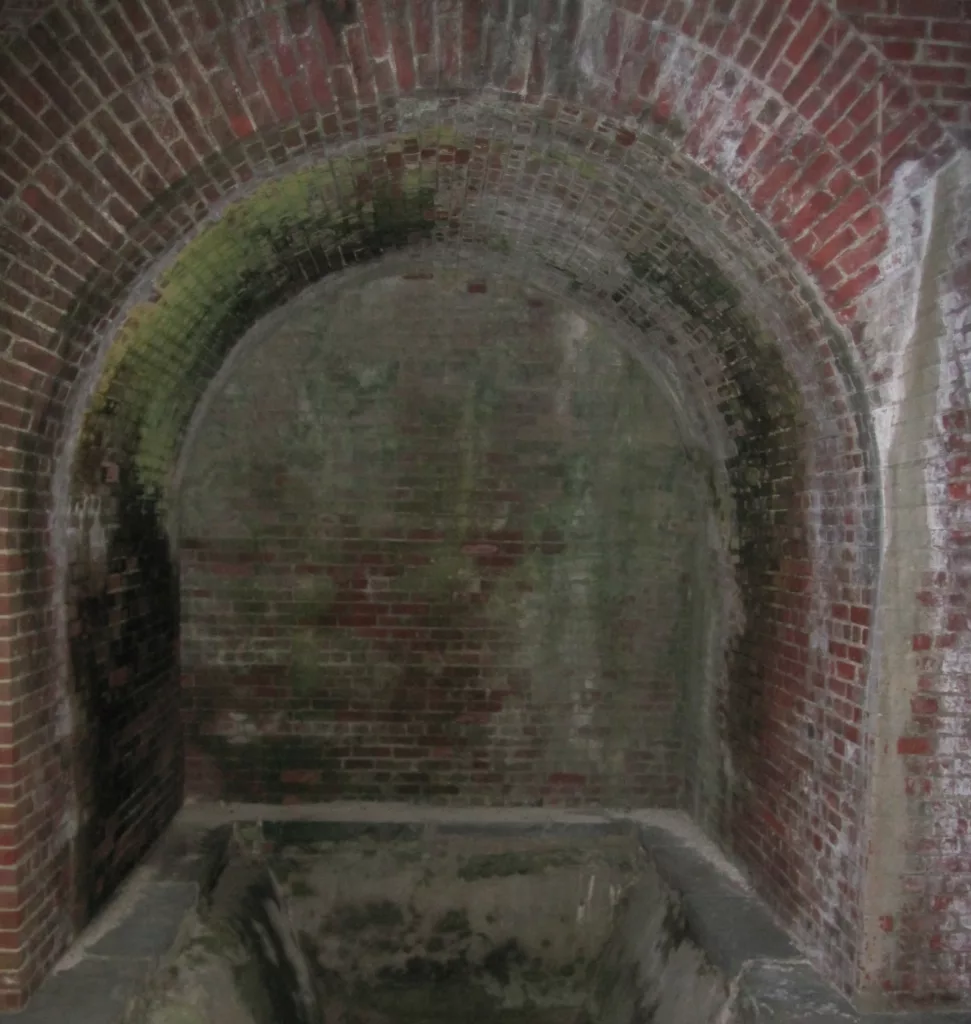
[0,0,966,1012]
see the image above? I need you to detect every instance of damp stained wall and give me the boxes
[176,271,720,806]
[65,450,182,929]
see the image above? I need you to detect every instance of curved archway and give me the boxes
[0,0,966,1012]
[57,112,877,1002]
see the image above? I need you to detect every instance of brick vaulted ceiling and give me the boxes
[834,0,971,143]
[1,1,969,138]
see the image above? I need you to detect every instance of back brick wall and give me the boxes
[178,270,718,807]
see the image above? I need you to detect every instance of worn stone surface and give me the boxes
[10,959,159,1024]
[89,884,198,961]
[128,818,738,1024]
[6,822,212,1024]
[13,808,964,1024]
[735,962,859,1024]
[588,869,733,1024]
[269,829,642,1000]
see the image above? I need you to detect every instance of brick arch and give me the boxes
[53,104,874,465]
[0,0,958,346]
[0,0,963,1011]
[29,118,876,1005]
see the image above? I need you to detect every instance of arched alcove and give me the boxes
[173,261,729,811]
[56,115,875,1003]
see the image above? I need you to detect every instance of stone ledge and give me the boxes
[636,823,964,1024]
[3,807,965,1023]
[1,822,226,1023]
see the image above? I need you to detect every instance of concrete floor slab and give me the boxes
[88,882,197,960]
[9,958,157,1024]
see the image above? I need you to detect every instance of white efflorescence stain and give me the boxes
[936,154,971,681]
[868,159,936,473]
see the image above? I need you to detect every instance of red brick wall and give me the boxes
[178,271,713,808]
[835,0,971,143]
[2,2,966,138]
[0,0,964,1011]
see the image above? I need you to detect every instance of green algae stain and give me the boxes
[80,165,436,503]
[457,849,579,881]
[622,241,810,803]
